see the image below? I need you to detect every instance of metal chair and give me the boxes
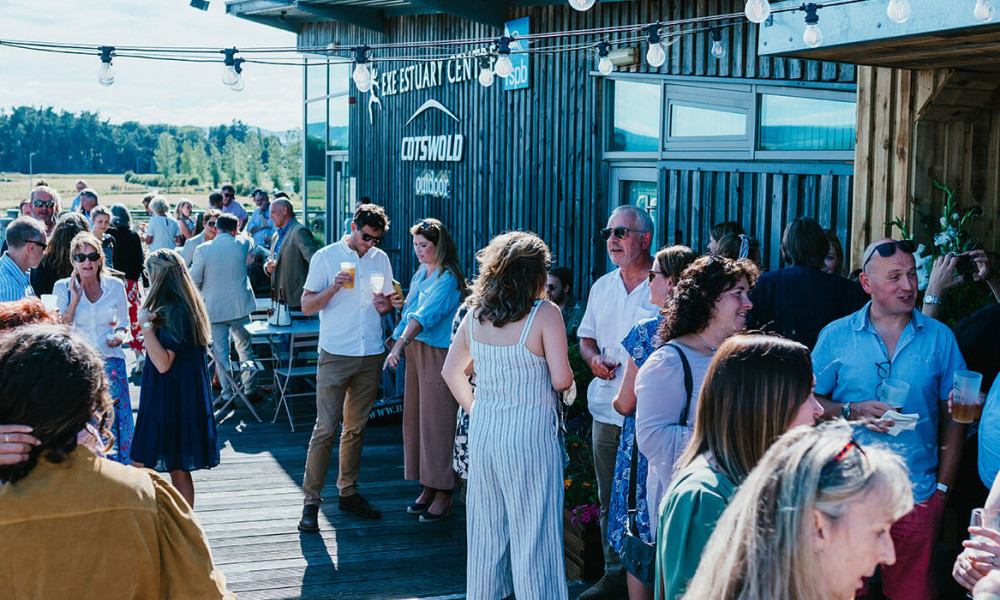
[208,344,264,423]
[272,332,320,431]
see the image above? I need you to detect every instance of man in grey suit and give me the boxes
[190,213,260,401]
[265,199,320,310]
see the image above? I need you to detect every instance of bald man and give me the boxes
[810,237,967,600]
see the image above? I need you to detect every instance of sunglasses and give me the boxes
[73,252,101,263]
[861,240,916,271]
[26,239,47,250]
[600,226,648,241]
[206,220,218,228]
[647,269,665,283]
[819,437,868,484]
[33,200,55,208]
[361,232,383,245]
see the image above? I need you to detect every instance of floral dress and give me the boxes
[608,316,662,553]
[451,304,472,479]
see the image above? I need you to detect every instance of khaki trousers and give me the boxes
[402,340,458,490]
[302,350,383,504]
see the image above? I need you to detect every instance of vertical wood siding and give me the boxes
[301,0,855,293]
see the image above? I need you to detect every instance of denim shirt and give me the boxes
[392,265,461,349]
[812,302,966,502]
[0,253,33,302]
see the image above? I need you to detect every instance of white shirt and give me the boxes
[53,275,130,361]
[577,268,659,426]
[303,238,393,357]
[146,215,180,252]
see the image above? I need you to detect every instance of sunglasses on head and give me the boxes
[862,239,916,271]
[33,200,55,208]
[73,252,101,263]
[600,226,647,241]
[819,437,868,483]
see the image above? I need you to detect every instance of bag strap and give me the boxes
[627,430,641,534]
[667,343,695,427]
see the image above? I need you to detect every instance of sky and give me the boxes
[0,0,302,132]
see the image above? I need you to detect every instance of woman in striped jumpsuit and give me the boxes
[443,231,574,600]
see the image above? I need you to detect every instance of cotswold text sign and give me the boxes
[401,100,464,164]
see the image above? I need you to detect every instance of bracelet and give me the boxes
[924,293,943,305]
[840,402,852,420]
[140,321,152,330]
[937,482,949,495]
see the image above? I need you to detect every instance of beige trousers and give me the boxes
[403,340,458,490]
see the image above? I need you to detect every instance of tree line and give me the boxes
[0,106,302,193]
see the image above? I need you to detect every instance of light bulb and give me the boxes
[352,62,371,92]
[711,39,726,59]
[745,0,772,23]
[230,75,245,92]
[478,66,495,87]
[221,65,238,86]
[886,0,911,23]
[598,56,614,75]
[803,23,824,48]
[98,62,115,86]
[495,54,513,78]
[975,0,995,21]
[646,42,666,68]
[569,0,596,11]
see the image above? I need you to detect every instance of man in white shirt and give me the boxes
[220,184,248,231]
[298,204,395,531]
[577,205,658,600]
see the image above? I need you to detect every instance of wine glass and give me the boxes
[370,272,385,294]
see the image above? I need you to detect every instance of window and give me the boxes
[328,95,348,151]
[306,60,327,101]
[609,80,661,153]
[758,93,855,151]
[669,105,747,138]
[305,100,326,206]
[329,63,349,96]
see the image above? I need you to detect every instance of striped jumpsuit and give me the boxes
[466,301,568,600]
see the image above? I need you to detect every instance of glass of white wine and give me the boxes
[369,272,385,294]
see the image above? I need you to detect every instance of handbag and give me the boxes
[268,287,291,327]
[620,342,693,586]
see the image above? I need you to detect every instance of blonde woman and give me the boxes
[174,199,196,241]
[130,249,218,507]
[682,420,913,600]
[142,196,180,252]
[54,232,133,465]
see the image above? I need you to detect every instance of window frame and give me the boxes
[603,76,663,160]
[754,85,857,161]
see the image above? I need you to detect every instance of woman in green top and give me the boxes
[656,334,824,600]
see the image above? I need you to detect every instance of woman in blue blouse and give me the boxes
[385,218,467,522]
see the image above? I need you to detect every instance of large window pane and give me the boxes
[330,63,349,96]
[759,94,856,151]
[328,95,349,151]
[669,105,747,137]
[609,80,661,152]
[305,100,326,227]
[306,61,327,100]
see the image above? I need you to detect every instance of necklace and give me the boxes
[696,332,717,354]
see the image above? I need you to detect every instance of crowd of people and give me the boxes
[2,183,1000,600]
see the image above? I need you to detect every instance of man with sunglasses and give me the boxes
[298,203,395,529]
[29,186,60,239]
[180,208,222,267]
[219,184,248,231]
[811,237,967,600]
[577,205,659,600]
[0,217,48,302]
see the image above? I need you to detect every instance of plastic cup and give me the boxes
[880,378,910,411]
[340,261,356,289]
[953,370,984,424]
[39,294,58,313]
[369,273,385,294]
[969,508,1000,561]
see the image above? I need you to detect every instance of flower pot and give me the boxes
[563,508,605,582]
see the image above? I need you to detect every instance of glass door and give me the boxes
[327,154,350,244]
[611,167,660,250]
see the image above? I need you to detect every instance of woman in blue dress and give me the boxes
[608,245,697,599]
[130,248,218,507]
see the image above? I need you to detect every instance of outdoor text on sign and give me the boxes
[415,170,451,198]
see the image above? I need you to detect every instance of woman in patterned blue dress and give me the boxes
[608,245,697,599]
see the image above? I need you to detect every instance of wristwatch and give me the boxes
[840,402,852,420]
[400,335,411,346]
[923,293,943,305]
[937,482,949,495]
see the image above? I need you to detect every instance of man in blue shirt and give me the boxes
[247,189,274,248]
[812,237,967,600]
[0,217,48,302]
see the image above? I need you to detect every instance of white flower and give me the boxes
[952,213,960,221]
[940,216,948,227]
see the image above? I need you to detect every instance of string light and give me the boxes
[597,41,613,75]
[477,54,494,87]
[96,45,115,86]
[221,48,239,86]
[975,0,996,21]
[886,0,911,23]
[568,0,596,11]
[745,0,772,23]
[495,36,514,78]
[352,45,371,92]
[230,58,245,91]
[645,24,666,68]
[802,3,824,48]
[710,28,726,59]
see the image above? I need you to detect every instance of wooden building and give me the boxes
[228,0,859,290]
[761,0,1000,269]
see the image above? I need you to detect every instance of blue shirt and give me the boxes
[979,377,1000,489]
[0,253,34,302]
[272,220,295,257]
[812,302,966,502]
[392,265,462,349]
[247,206,275,247]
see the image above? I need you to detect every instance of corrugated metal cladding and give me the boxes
[300,0,856,295]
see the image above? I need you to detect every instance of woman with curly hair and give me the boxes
[130,248,218,507]
[442,231,574,600]
[634,256,758,524]
[29,212,90,296]
[0,324,235,598]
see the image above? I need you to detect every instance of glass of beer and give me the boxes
[369,272,385,294]
[953,370,984,424]
[340,261,356,289]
